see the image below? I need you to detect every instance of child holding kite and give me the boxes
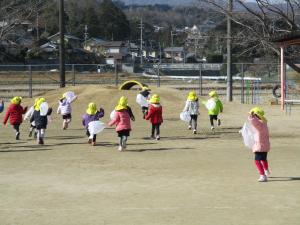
[57,92,77,130]
[183,91,199,134]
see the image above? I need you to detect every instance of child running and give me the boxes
[30,98,53,145]
[145,94,163,140]
[57,93,77,130]
[3,96,27,140]
[183,91,199,134]
[82,103,104,146]
[24,98,40,138]
[248,107,270,182]
[206,91,223,131]
[136,86,151,119]
[108,96,135,151]
[0,99,4,113]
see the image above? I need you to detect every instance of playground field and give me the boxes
[0,85,299,225]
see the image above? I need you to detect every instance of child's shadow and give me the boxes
[268,176,300,182]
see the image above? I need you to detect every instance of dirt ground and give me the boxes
[0,85,299,225]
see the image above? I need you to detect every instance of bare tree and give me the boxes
[0,0,46,41]
[201,0,300,65]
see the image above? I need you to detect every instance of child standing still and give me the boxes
[30,98,53,145]
[248,107,270,182]
[82,103,104,146]
[207,91,223,131]
[3,96,27,140]
[57,93,77,130]
[183,91,199,134]
[108,96,135,151]
[145,94,163,140]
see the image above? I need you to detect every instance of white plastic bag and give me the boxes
[180,111,191,122]
[110,110,116,120]
[88,121,106,137]
[241,122,256,149]
[40,102,49,116]
[64,91,75,101]
[136,94,148,107]
[205,99,216,110]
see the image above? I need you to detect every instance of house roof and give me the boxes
[85,37,106,45]
[48,32,81,41]
[270,31,300,46]
[102,41,125,48]
[164,47,184,52]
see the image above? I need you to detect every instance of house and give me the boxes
[48,33,82,49]
[83,37,106,56]
[164,47,186,62]
[100,41,129,64]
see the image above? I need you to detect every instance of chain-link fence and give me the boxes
[0,62,299,105]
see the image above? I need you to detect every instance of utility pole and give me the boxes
[140,18,143,65]
[226,0,233,101]
[59,0,65,88]
[84,25,88,48]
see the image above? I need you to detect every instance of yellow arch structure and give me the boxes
[119,80,149,90]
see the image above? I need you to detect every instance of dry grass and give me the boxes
[0,85,299,225]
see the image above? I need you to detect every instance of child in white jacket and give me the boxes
[24,98,40,138]
[57,93,77,130]
[183,91,199,134]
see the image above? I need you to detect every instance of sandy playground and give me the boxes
[0,85,299,225]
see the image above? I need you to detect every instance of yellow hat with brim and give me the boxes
[187,91,198,101]
[34,97,46,111]
[142,86,151,91]
[209,91,218,98]
[86,102,97,115]
[150,94,160,104]
[115,96,128,111]
[250,107,267,123]
[11,96,22,104]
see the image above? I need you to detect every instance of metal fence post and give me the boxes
[241,63,244,104]
[28,65,32,98]
[198,63,202,96]
[157,64,160,87]
[72,64,75,86]
[115,62,119,87]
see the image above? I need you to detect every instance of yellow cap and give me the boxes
[150,94,160,104]
[115,96,128,111]
[34,97,46,111]
[11,96,22,104]
[250,107,267,123]
[86,102,97,115]
[209,91,218,98]
[187,91,198,101]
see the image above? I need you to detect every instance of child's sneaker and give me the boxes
[38,138,44,145]
[264,170,270,176]
[88,139,92,144]
[150,135,155,139]
[193,129,197,134]
[34,132,37,138]
[16,132,20,140]
[258,175,267,182]
[188,125,192,130]
[28,130,33,137]
[217,119,221,126]
[91,141,96,146]
[118,145,123,151]
[156,135,160,140]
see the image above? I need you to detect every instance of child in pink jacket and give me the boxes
[108,96,135,151]
[248,107,270,182]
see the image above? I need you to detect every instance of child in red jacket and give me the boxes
[145,94,163,140]
[3,96,28,140]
